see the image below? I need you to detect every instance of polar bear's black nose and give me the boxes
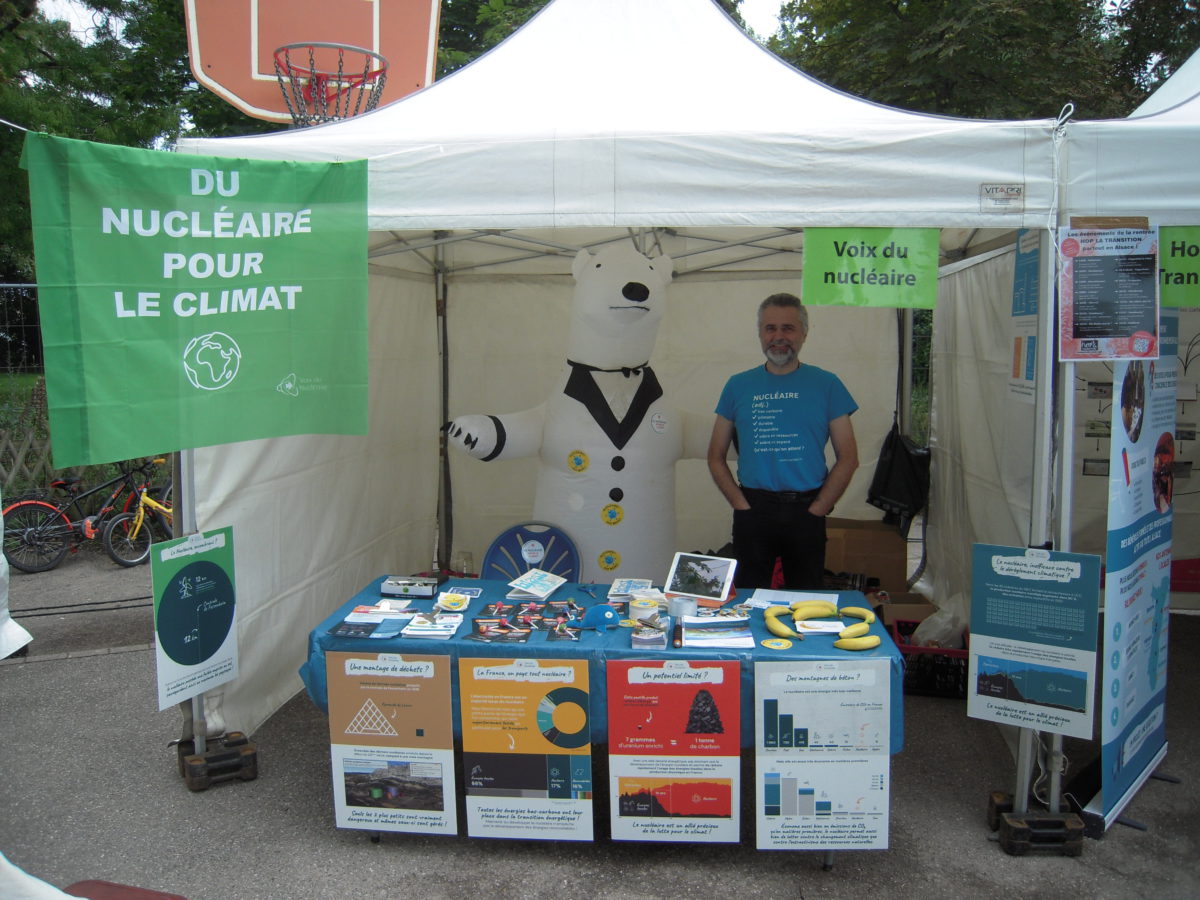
[622,282,650,302]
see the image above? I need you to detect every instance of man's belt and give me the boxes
[740,486,820,504]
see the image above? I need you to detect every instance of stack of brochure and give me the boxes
[328,602,415,639]
[401,612,463,639]
[506,568,567,600]
[607,578,653,599]
[680,615,754,649]
[631,615,670,649]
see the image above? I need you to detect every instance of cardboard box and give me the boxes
[879,597,938,626]
[824,517,909,593]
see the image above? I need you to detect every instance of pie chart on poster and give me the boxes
[156,560,235,666]
[536,687,590,748]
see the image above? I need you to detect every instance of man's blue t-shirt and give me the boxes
[715,363,857,492]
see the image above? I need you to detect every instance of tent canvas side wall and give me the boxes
[190,269,439,732]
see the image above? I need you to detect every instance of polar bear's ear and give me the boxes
[572,248,594,282]
[648,253,674,285]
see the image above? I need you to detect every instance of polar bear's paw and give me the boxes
[444,414,502,461]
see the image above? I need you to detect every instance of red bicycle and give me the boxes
[2,458,167,573]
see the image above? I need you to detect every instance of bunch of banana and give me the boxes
[763,605,802,639]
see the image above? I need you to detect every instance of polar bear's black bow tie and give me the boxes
[568,360,649,378]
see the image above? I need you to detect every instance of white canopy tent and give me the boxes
[176,0,1073,734]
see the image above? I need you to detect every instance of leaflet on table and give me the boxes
[754,659,890,851]
[459,657,593,840]
[607,578,654,598]
[607,659,741,842]
[745,588,842,609]
[441,585,482,597]
[325,651,458,835]
[401,613,464,639]
[506,567,568,600]
[681,615,754,648]
[465,618,533,643]
[329,603,416,639]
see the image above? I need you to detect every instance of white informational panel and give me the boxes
[754,659,890,851]
[967,545,1100,739]
[325,651,458,835]
[152,527,238,710]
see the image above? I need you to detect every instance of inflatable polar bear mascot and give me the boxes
[445,245,709,582]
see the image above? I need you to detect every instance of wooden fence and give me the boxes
[0,429,55,494]
[0,376,56,496]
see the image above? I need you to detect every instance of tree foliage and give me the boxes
[770,0,1135,119]
[0,0,276,281]
[769,0,1200,119]
[1110,0,1200,94]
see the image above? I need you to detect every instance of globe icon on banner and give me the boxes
[182,332,241,391]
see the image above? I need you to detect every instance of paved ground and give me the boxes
[4,541,155,658]
[2,549,1199,898]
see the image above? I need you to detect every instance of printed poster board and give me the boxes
[754,659,890,850]
[151,526,237,710]
[459,657,593,840]
[1009,229,1040,404]
[607,659,741,842]
[1099,309,1176,821]
[1058,227,1158,361]
[967,545,1099,739]
[325,651,457,835]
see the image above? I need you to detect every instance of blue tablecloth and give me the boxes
[301,578,905,752]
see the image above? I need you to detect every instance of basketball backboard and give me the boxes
[184,0,441,124]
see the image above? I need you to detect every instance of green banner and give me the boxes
[801,227,939,308]
[1160,226,1200,308]
[21,133,368,467]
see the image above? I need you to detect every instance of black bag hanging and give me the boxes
[866,310,931,537]
[867,414,930,536]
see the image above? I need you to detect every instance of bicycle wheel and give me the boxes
[102,511,153,567]
[3,501,73,573]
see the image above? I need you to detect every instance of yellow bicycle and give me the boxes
[101,472,174,567]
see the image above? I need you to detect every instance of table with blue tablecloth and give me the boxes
[301,577,904,752]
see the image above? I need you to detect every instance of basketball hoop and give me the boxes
[273,42,388,127]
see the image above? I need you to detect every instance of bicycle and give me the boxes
[102,475,174,567]
[2,458,168,573]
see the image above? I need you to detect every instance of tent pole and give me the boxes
[436,243,451,572]
[900,309,913,434]
[1029,228,1057,549]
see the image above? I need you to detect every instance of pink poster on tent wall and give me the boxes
[1058,227,1159,362]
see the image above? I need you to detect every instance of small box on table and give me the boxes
[381,576,440,598]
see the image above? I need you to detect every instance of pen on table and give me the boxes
[672,619,683,648]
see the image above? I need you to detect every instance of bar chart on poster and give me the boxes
[754,659,891,850]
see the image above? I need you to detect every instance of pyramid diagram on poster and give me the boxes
[346,698,398,737]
